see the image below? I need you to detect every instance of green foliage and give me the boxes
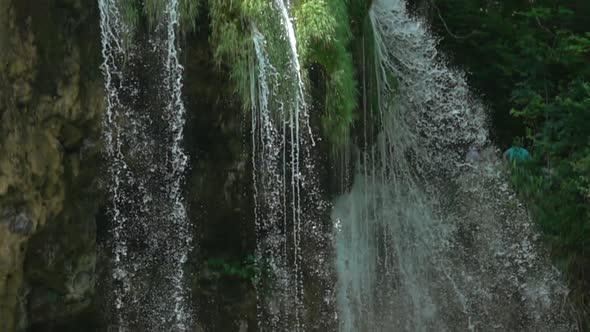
[207,0,255,108]
[143,0,167,28]
[511,81,590,246]
[296,0,358,146]
[208,0,359,146]
[507,10,590,276]
[178,0,201,33]
[205,255,259,281]
[144,0,200,32]
[119,0,201,40]
[296,0,337,57]
[120,0,140,32]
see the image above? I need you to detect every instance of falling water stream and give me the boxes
[250,1,330,330]
[251,24,291,329]
[98,0,128,317]
[99,0,192,330]
[334,0,575,331]
[97,0,575,330]
[164,1,192,328]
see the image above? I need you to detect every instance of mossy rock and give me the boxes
[0,0,103,330]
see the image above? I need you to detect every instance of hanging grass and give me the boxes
[208,0,361,146]
[296,0,359,146]
[119,0,201,39]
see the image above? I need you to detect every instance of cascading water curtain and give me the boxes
[99,0,193,330]
[249,1,330,330]
[334,0,575,331]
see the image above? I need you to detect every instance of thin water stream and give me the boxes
[250,1,328,330]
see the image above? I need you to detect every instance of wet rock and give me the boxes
[13,78,32,105]
[0,175,9,195]
[0,0,103,330]
[238,320,248,332]
[8,213,33,236]
[72,271,93,296]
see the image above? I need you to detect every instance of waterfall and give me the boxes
[98,0,131,323]
[250,25,290,329]
[334,0,575,331]
[275,2,305,328]
[164,0,192,329]
[250,1,329,330]
[99,0,193,330]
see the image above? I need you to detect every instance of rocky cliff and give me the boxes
[0,0,103,330]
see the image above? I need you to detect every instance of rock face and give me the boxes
[0,1,260,329]
[182,11,258,330]
[0,0,103,330]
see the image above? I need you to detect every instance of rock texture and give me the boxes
[183,11,258,330]
[0,0,103,330]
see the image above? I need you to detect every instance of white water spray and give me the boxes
[164,0,193,329]
[250,1,328,329]
[98,1,131,327]
[334,0,574,331]
[98,0,193,330]
[251,25,292,330]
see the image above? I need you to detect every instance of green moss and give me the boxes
[143,0,167,28]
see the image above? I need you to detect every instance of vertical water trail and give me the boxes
[251,27,281,234]
[251,26,289,329]
[275,0,305,112]
[98,1,130,328]
[334,0,575,331]
[274,3,326,327]
[164,0,192,329]
[274,4,303,304]
[250,2,329,329]
[99,0,193,330]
